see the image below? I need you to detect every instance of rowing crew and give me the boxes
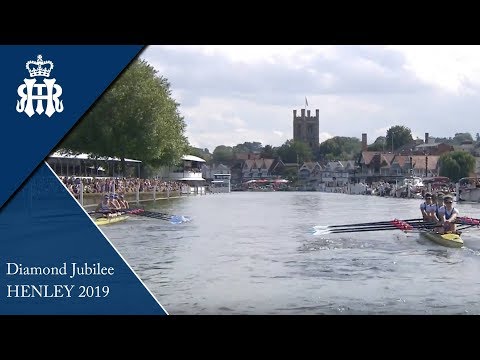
[420,192,458,234]
[95,193,130,217]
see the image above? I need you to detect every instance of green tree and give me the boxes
[276,140,312,163]
[439,150,476,182]
[260,144,276,158]
[452,132,474,144]
[212,145,234,163]
[385,125,414,151]
[188,146,212,163]
[283,167,298,183]
[59,59,188,173]
[367,136,386,151]
[233,142,263,154]
[318,136,361,160]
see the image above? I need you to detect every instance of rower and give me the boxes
[420,192,435,222]
[431,192,445,233]
[95,194,111,214]
[438,193,459,234]
[109,193,122,214]
[118,194,129,209]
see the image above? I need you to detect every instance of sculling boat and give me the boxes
[87,208,191,226]
[93,215,130,226]
[419,230,464,248]
[313,217,478,249]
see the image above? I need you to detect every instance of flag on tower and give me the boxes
[305,97,308,107]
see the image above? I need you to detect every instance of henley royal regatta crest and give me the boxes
[16,54,64,117]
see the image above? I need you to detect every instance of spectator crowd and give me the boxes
[59,176,184,196]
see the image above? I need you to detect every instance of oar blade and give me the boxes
[313,225,329,230]
[312,228,331,236]
[170,215,191,224]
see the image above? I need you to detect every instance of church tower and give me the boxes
[293,109,319,150]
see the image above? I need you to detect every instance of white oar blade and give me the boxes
[312,228,331,236]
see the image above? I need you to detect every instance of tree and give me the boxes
[318,136,361,161]
[283,167,298,183]
[233,142,263,154]
[385,125,414,151]
[276,140,312,163]
[367,136,386,151]
[59,59,188,173]
[438,150,476,182]
[260,145,276,158]
[452,132,473,144]
[188,146,212,163]
[212,145,234,163]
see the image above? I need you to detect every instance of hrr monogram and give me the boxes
[16,55,64,117]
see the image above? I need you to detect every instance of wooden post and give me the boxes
[79,182,84,206]
[425,155,428,177]
[136,185,140,205]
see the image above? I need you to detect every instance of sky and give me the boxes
[141,45,480,153]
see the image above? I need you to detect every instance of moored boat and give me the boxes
[94,215,129,226]
[420,230,463,248]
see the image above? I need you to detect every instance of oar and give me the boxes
[88,209,190,224]
[315,226,403,236]
[456,217,480,226]
[126,209,191,224]
[314,222,438,235]
[88,210,128,217]
[320,219,428,231]
[456,224,477,232]
[314,218,425,230]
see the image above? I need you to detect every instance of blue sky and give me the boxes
[141,45,480,152]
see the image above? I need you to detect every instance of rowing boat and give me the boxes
[420,230,464,248]
[94,215,130,226]
[313,217,478,249]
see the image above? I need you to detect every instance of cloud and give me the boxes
[386,45,480,94]
[141,45,480,152]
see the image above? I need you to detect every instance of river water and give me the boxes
[102,191,480,315]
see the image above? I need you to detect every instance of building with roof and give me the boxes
[47,150,142,177]
[359,151,440,179]
[241,158,278,181]
[202,163,230,181]
[165,155,206,195]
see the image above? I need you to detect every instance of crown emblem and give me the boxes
[26,55,54,77]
